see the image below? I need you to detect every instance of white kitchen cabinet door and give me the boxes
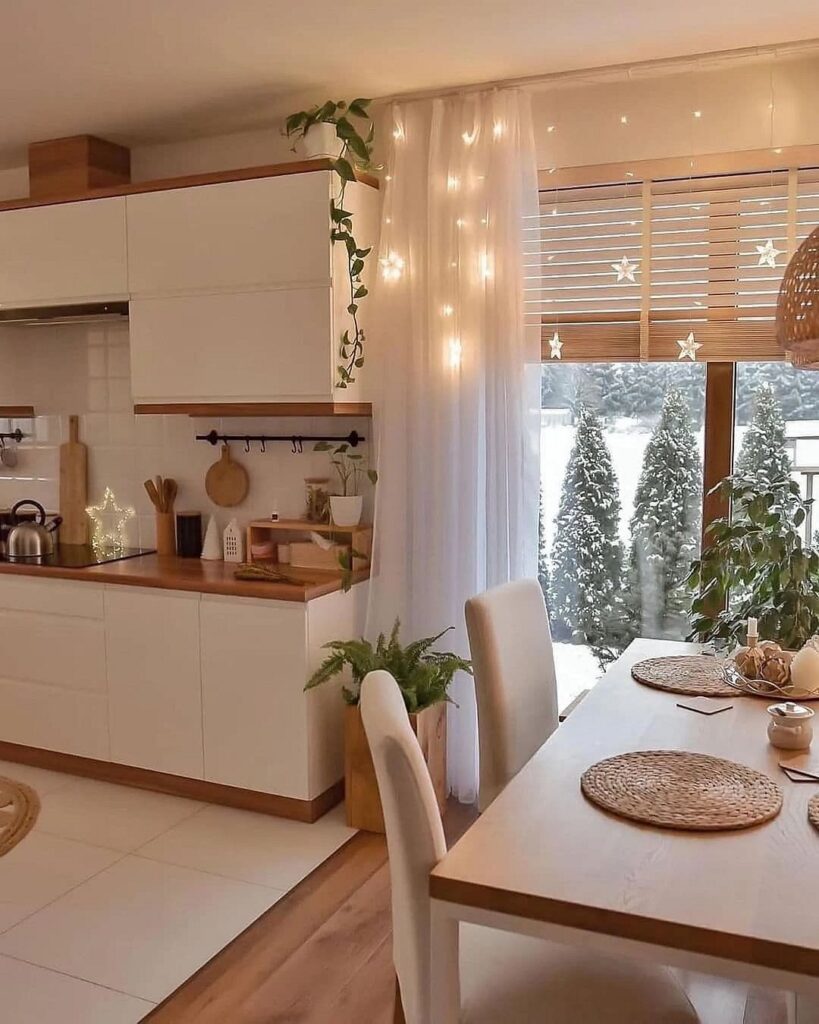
[0,197,127,307]
[129,288,334,404]
[126,173,332,297]
[105,587,203,778]
[200,596,310,798]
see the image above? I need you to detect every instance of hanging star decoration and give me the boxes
[548,331,563,359]
[86,487,135,553]
[611,255,638,283]
[755,239,783,269]
[676,331,702,362]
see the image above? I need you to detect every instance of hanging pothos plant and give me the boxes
[285,99,375,388]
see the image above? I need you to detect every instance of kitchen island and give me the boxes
[0,559,369,820]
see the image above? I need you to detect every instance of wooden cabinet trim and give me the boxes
[0,159,378,214]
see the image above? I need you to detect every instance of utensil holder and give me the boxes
[155,512,176,556]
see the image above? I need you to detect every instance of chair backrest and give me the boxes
[465,578,559,811]
[360,670,447,1024]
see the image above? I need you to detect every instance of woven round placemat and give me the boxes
[581,750,782,831]
[631,655,737,697]
[0,777,39,856]
[810,794,819,834]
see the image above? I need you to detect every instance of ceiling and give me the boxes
[1,0,818,167]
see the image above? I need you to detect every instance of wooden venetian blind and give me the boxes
[535,160,819,362]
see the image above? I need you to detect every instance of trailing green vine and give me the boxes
[285,99,375,388]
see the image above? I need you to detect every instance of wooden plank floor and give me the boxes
[144,802,477,1024]
[144,797,789,1024]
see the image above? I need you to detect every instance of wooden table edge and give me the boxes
[429,875,819,978]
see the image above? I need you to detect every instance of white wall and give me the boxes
[531,53,819,169]
[0,322,371,549]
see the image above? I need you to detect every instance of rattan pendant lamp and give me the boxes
[777,226,819,368]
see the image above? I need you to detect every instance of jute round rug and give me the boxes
[0,777,39,856]
[581,750,782,832]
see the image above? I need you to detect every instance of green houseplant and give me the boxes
[688,474,819,649]
[313,440,378,528]
[285,99,375,388]
[305,620,472,832]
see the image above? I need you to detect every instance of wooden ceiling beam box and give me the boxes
[28,135,131,199]
[132,402,373,417]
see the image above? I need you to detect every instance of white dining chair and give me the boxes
[360,669,700,1024]
[465,578,561,811]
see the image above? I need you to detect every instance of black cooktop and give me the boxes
[4,546,155,569]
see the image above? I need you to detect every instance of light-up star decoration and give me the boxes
[86,488,135,553]
[611,255,638,283]
[755,239,783,269]
[548,331,563,359]
[677,331,702,362]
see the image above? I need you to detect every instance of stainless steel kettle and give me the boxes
[7,500,62,562]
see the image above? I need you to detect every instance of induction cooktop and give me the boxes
[3,546,155,569]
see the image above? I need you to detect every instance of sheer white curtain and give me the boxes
[366,88,541,803]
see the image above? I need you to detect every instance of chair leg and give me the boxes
[393,976,406,1024]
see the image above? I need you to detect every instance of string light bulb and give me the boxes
[392,124,405,141]
[441,304,454,317]
[447,174,460,192]
[447,336,463,369]
[462,128,478,145]
[492,121,505,139]
[620,115,629,125]
[693,110,702,119]
[379,252,405,282]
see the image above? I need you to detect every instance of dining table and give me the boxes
[429,638,819,1023]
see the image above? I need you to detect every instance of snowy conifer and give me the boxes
[736,383,791,487]
[549,405,623,655]
[627,389,702,639]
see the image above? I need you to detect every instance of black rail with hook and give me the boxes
[196,429,365,454]
[0,429,25,443]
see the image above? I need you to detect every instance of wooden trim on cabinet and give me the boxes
[0,405,35,418]
[0,740,343,822]
[133,402,373,417]
[0,158,379,214]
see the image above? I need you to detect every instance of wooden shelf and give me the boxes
[0,158,378,214]
[0,406,34,419]
[247,519,373,570]
[133,402,372,418]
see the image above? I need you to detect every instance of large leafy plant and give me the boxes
[285,98,374,388]
[688,474,819,649]
[304,619,472,713]
[313,440,377,496]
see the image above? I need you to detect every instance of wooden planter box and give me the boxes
[344,701,447,833]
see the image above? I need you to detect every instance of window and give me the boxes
[533,146,819,707]
[541,362,705,709]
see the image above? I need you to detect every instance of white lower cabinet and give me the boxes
[0,577,109,759]
[200,596,311,799]
[105,587,203,778]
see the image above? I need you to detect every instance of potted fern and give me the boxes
[305,620,472,832]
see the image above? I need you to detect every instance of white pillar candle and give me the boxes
[747,617,758,636]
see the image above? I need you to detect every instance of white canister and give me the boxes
[767,702,814,750]
[277,543,291,565]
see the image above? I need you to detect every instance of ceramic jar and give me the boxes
[767,701,814,750]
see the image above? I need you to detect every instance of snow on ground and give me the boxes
[553,642,601,711]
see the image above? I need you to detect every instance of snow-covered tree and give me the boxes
[538,486,550,606]
[736,383,791,487]
[549,405,623,658]
[626,389,702,639]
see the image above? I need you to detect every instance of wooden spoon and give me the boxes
[144,478,161,510]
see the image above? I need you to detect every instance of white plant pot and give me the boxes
[301,122,344,160]
[330,495,363,527]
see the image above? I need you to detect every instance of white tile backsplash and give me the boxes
[0,321,372,549]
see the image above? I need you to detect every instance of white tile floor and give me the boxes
[0,760,356,1022]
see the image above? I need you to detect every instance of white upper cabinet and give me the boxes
[0,197,127,307]
[129,287,334,403]
[126,173,333,297]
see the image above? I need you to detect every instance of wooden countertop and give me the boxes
[0,554,369,602]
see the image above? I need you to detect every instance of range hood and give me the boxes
[0,301,129,326]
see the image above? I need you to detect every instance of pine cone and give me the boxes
[734,646,765,679]
[760,654,791,687]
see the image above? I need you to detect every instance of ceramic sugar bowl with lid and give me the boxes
[767,701,814,751]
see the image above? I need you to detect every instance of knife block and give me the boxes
[155,512,175,556]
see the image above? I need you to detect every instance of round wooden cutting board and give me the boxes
[205,445,249,507]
